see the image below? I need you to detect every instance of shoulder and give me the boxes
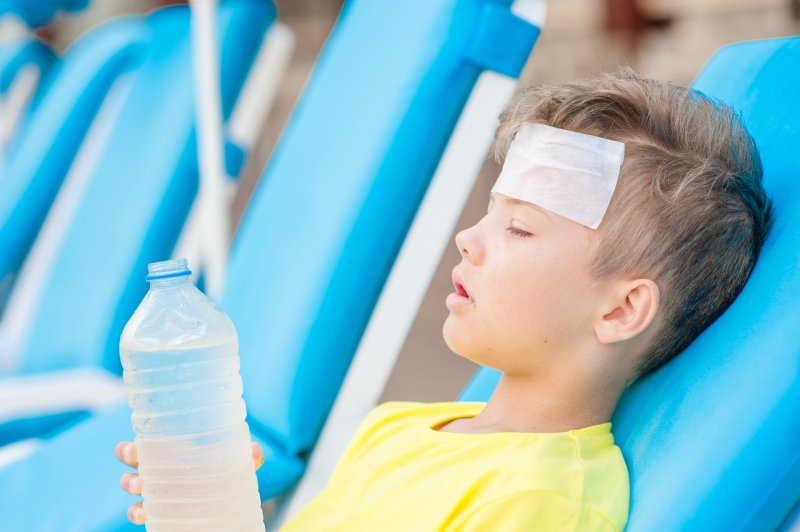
[364,401,483,429]
[329,402,480,479]
[566,427,630,528]
[451,489,621,532]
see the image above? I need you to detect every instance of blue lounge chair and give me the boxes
[460,36,800,531]
[0,19,149,312]
[0,0,273,444]
[0,1,539,530]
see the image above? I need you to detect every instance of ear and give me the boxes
[595,279,660,344]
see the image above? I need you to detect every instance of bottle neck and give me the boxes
[146,258,192,288]
[148,275,191,289]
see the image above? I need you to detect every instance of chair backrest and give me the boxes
[460,36,800,531]
[7,0,273,375]
[0,36,55,150]
[0,20,148,309]
[223,0,538,471]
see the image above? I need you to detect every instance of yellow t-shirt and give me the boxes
[281,402,629,531]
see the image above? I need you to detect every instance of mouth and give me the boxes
[455,281,471,300]
[447,268,475,310]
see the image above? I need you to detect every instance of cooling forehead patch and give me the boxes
[491,123,625,229]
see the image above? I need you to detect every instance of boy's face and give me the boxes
[443,192,607,375]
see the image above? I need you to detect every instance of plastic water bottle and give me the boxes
[120,258,264,531]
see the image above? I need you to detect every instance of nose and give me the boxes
[455,224,484,265]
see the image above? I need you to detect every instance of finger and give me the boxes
[114,442,129,464]
[120,472,143,495]
[251,442,264,470]
[116,441,139,468]
[128,502,146,525]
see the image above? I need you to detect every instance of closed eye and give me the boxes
[507,226,532,237]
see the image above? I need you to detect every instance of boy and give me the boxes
[116,68,773,530]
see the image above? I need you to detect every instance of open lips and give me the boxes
[455,281,471,300]
[451,268,474,304]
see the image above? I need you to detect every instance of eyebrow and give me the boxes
[490,192,554,224]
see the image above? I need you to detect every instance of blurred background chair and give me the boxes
[0,0,275,448]
[460,35,800,532]
[0,19,149,314]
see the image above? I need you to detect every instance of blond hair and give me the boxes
[494,68,773,377]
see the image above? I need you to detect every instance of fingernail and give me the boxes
[128,477,138,491]
[133,508,144,523]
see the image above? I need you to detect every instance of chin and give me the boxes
[442,316,462,352]
[442,320,486,365]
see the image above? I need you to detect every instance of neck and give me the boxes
[466,358,627,434]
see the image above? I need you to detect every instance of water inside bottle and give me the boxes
[120,260,264,531]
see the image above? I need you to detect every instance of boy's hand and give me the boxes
[115,440,266,525]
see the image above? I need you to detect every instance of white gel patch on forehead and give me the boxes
[491,123,625,229]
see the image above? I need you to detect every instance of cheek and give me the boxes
[495,259,587,338]
[495,280,553,339]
